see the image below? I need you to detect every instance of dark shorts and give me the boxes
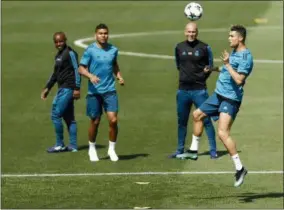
[199,92,241,121]
[86,91,118,119]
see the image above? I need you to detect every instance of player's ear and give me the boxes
[238,35,244,43]
[237,32,243,42]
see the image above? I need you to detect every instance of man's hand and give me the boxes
[73,90,80,100]
[203,66,211,73]
[117,77,124,86]
[90,75,100,84]
[220,50,230,65]
[41,88,49,100]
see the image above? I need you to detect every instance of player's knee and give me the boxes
[91,118,101,126]
[218,129,229,141]
[193,111,198,121]
[108,116,117,126]
[193,109,203,121]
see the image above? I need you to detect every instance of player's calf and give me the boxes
[193,110,205,137]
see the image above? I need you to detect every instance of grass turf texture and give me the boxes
[2,1,283,209]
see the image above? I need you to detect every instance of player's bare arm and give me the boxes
[221,50,246,85]
[79,65,100,84]
[113,61,124,85]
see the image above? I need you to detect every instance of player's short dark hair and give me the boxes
[230,25,247,43]
[95,23,109,32]
[53,31,67,41]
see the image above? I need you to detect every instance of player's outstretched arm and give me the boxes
[78,65,100,84]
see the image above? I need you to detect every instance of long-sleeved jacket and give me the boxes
[45,45,81,91]
[175,39,213,90]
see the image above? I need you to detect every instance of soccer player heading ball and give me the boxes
[181,25,253,187]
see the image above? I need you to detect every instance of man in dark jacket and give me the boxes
[41,32,81,153]
[170,22,217,159]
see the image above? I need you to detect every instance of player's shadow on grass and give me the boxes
[200,192,283,203]
[78,144,106,151]
[237,192,284,203]
[199,150,241,158]
[101,153,149,160]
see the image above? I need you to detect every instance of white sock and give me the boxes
[89,141,96,149]
[109,141,116,150]
[189,135,200,151]
[231,154,243,171]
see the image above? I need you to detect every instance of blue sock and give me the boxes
[203,117,217,152]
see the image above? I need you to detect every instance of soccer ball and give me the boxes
[184,2,203,21]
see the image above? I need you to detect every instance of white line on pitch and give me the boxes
[2,171,283,178]
[74,26,283,64]
[118,51,283,64]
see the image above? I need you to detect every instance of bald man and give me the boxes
[41,32,81,153]
[169,22,218,159]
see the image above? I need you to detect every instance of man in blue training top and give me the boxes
[79,23,124,162]
[170,22,218,159]
[41,32,81,153]
[186,25,253,187]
